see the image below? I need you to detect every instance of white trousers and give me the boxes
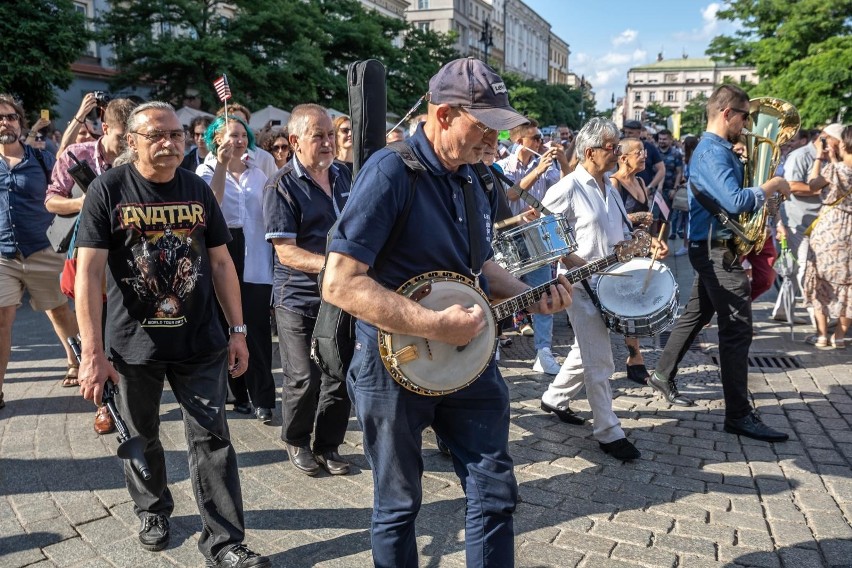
[541,286,625,444]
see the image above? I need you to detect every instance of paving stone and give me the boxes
[515,542,584,568]
[767,518,816,548]
[674,519,735,546]
[576,554,636,568]
[552,530,616,556]
[777,546,827,568]
[611,542,677,567]
[41,537,98,567]
[589,521,652,546]
[653,532,717,558]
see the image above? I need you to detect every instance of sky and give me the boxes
[524,1,741,111]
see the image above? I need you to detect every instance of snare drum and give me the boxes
[595,258,679,337]
[492,214,578,277]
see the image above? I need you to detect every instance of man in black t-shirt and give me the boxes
[74,102,270,568]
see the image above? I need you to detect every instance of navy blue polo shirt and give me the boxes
[264,156,351,317]
[0,145,56,258]
[637,141,663,188]
[328,125,499,327]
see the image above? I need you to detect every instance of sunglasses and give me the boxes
[338,127,351,135]
[728,107,750,120]
[271,144,290,152]
[0,113,20,123]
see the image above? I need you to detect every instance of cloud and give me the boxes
[673,2,723,42]
[612,29,638,47]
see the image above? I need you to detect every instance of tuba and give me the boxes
[734,97,800,256]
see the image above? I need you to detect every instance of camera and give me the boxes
[93,91,112,107]
[820,136,827,145]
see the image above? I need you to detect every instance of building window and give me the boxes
[74,1,96,56]
[634,92,642,102]
[686,91,693,101]
[418,0,429,9]
[649,92,657,102]
[686,78,695,83]
[634,110,643,121]
[417,21,431,31]
[740,74,747,83]
[666,91,676,102]
[700,78,710,83]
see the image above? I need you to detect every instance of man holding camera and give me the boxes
[45,97,138,435]
[0,94,80,412]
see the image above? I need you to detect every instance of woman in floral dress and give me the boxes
[804,126,852,349]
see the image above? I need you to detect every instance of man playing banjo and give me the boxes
[321,57,572,567]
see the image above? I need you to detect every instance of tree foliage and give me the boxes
[644,102,673,127]
[707,0,852,127]
[500,72,588,128]
[97,0,458,116]
[680,93,708,137]
[0,0,90,119]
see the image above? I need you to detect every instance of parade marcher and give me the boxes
[74,101,270,568]
[648,85,792,442]
[322,57,572,567]
[263,103,353,476]
[622,119,665,193]
[0,94,80,411]
[197,114,276,422]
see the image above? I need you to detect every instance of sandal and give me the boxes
[62,364,80,387]
[831,336,846,350]
[626,364,650,385]
[804,335,833,350]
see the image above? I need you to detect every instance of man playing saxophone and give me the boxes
[647,84,792,442]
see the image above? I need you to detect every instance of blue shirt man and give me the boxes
[0,144,55,258]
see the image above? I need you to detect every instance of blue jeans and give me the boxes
[348,324,517,568]
[522,264,553,351]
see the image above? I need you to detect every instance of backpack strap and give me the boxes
[33,148,52,185]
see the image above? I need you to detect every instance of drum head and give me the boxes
[596,258,677,318]
[387,280,496,395]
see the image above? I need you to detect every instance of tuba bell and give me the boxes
[733,97,800,256]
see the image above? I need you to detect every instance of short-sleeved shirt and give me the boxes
[782,143,822,231]
[687,132,765,242]
[75,164,232,364]
[497,148,561,216]
[636,141,663,187]
[659,146,683,189]
[263,157,351,317]
[45,140,108,202]
[328,125,499,333]
[0,145,56,258]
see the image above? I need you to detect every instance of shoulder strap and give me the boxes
[471,162,494,192]
[461,175,483,284]
[689,182,755,245]
[34,148,52,185]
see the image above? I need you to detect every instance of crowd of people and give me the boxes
[1,55,850,566]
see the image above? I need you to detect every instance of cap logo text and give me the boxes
[490,82,507,95]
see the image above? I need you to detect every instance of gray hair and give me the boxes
[125,101,176,163]
[288,104,328,139]
[574,117,620,159]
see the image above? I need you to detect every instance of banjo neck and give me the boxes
[492,253,618,321]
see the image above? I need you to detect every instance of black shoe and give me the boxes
[436,435,452,458]
[0,391,5,409]
[647,372,694,407]
[232,402,253,415]
[315,449,350,475]
[540,401,585,425]
[138,513,170,551]
[724,412,789,443]
[254,407,272,424]
[599,438,641,461]
[626,364,650,385]
[285,443,320,476]
[207,544,271,568]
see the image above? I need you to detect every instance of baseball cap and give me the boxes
[428,57,528,131]
[623,120,643,130]
[823,123,844,140]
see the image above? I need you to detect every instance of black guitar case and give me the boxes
[347,59,387,179]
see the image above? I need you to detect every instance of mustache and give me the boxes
[154,150,181,158]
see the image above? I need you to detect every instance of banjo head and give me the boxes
[379,272,497,396]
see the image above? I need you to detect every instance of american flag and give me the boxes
[213,75,231,102]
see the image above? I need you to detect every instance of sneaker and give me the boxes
[519,323,534,336]
[532,348,560,375]
[138,513,170,551]
[674,245,688,257]
[207,544,271,568]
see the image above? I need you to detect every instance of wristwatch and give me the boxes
[229,325,248,336]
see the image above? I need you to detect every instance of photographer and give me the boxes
[58,92,109,154]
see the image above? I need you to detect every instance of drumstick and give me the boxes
[493,212,528,230]
[641,222,667,293]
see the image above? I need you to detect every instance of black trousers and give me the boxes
[222,228,276,409]
[655,241,753,419]
[112,349,245,560]
[275,307,351,452]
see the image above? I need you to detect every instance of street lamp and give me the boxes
[480,19,494,64]
[579,74,585,128]
[610,93,615,119]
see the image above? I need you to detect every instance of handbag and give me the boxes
[672,186,689,211]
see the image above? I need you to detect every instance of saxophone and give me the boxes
[734,97,800,256]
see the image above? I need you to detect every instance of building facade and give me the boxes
[625,56,759,123]
[548,32,570,85]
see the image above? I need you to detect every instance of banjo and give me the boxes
[378,230,652,396]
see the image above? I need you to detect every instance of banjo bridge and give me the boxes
[387,344,419,365]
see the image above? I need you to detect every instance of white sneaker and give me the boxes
[533,348,560,375]
[674,245,688,257]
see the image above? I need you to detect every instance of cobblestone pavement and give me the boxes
[1,244,851,568]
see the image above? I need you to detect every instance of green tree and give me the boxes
[644,102,673,127]
[707,0,852,127]
[386,27,459,116]
[680,94,708,137]
[0,0,90,118]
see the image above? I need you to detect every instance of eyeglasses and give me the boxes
[34,135,45,141]
[271,144,289,152]
[130,130,186,143]
[459,110,494,136]
[193,131,205,138]
[338,127,351,135]
[0,113,20,123]
[728,107,750,120]
[592,144,623,156]
[627,149,646,156]
[530,135,543,142]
